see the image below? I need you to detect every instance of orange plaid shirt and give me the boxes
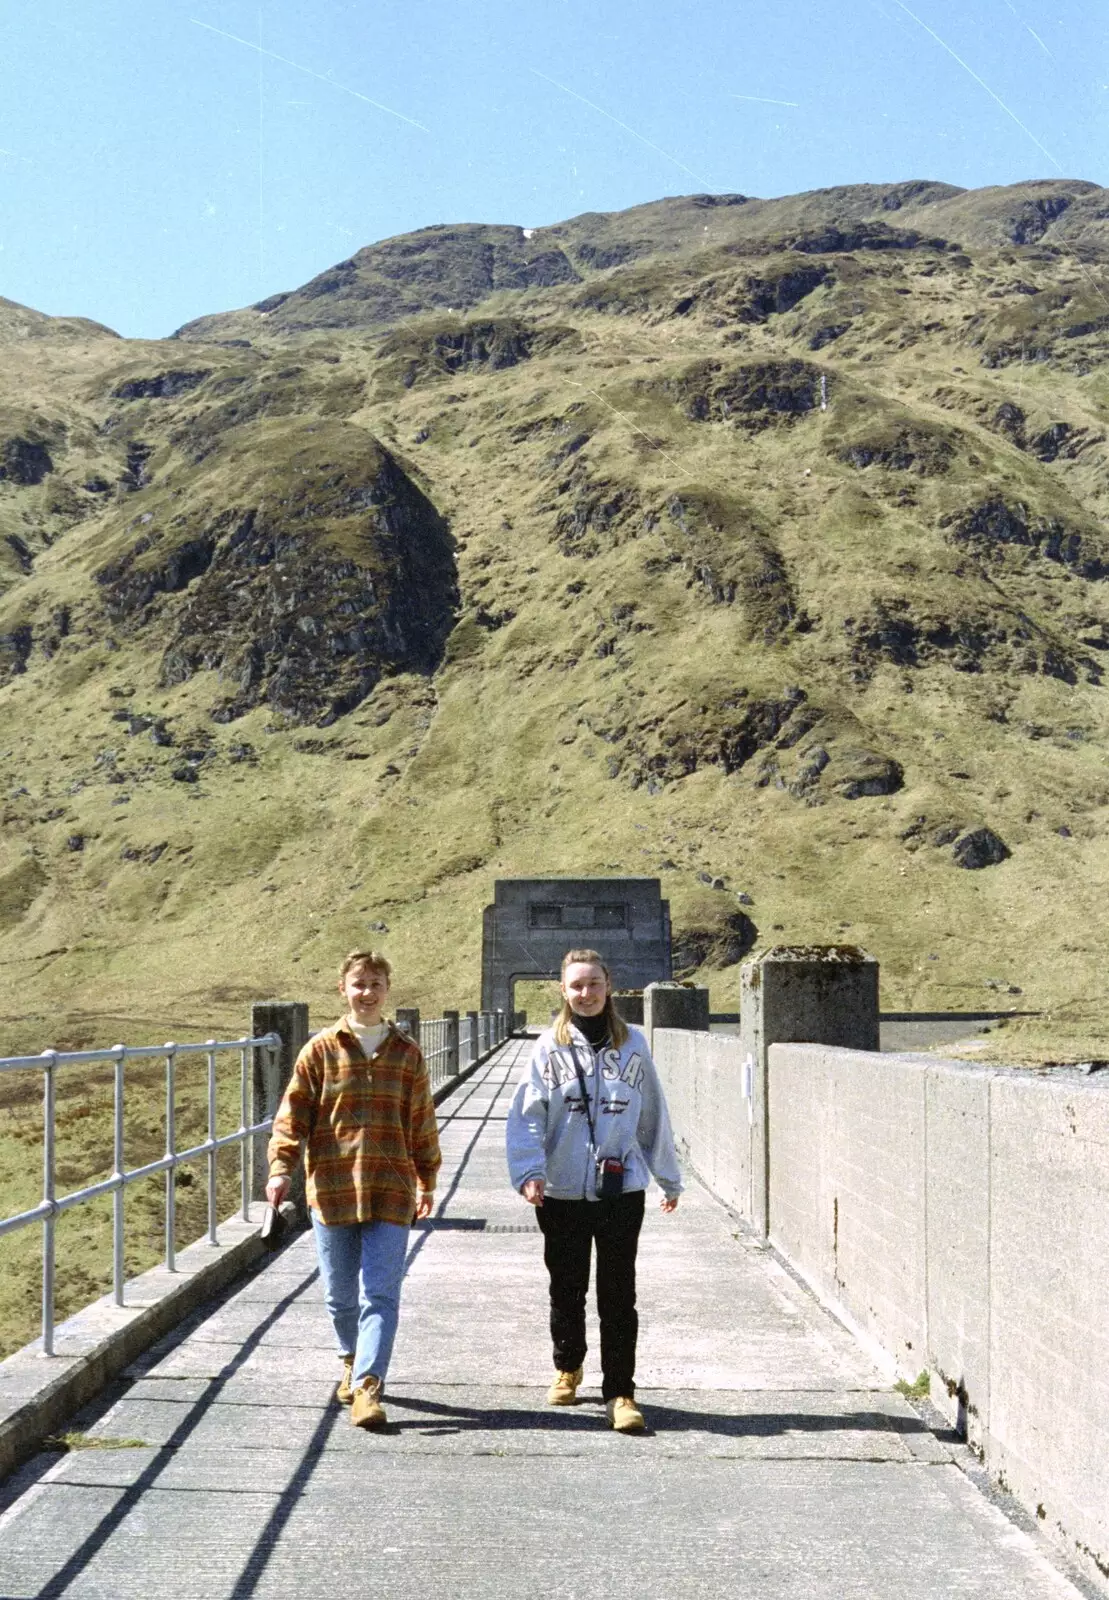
[267,1020,441,1227]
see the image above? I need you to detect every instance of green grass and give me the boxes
[43,1433,148,1451]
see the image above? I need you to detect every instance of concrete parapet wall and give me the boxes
[652,1028,752,1216]
[767,1043,1109,1596]
[652,1023,1109,1591]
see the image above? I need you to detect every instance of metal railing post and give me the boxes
[396,1007,420,1045]
[443,1011,459,1076]
[240,1044,250,1222]
[41,1051,57,1357]
[112,1045,126,1304]
[164,1044,177,1272]
[206,1042,218,1247]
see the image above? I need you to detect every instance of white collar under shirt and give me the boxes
[347,1018,390,1058]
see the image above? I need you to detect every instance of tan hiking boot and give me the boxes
[336,1355,355,1406]
[606,1396,645,1433]
[351,1375,387,1430]
[547,1367,584,1406]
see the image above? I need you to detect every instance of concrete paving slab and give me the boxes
[79,1383,941,1463]
[0,1457,1081,1600]
[0,1044,1091,1600]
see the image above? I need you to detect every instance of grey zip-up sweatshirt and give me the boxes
[506,1023,683,1201]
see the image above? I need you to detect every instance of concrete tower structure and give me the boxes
[481,877,671,1014]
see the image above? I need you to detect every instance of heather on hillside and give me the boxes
[0,179,1107,1068]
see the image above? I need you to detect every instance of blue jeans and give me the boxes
[311,1214,410,1387]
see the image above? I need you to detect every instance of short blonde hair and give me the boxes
[338,949,392,984]
[553,948,629,1049]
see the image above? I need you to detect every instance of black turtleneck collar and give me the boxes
[572,1009,610,1047]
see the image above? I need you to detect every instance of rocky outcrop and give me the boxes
[845,595,1102,684]
[650,359,822,429]
[112,370,211,401]
[672,910,758,973]
[377,317,579,390]
[155,440,458,724]
[0,437,53,485]
[0,622,32,678]
[901,816,1011,868]
[665,492,798,641]
[946,499,1109,580]
[96,534,217,621]
[620,687,810,791]
[952,825,1010,869]
[120,442,153,491]
[773,222,950,254]
[574,240,648,271]
[832,749,904,799]
[836,426,954,475]
[174,225,581,339]
[754,723,903,803]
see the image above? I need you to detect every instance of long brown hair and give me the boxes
[552,948,629,1049]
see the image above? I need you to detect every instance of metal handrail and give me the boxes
[0,1032,279,1356]
[1,1008,519,1358]
[421,1018,452,1089]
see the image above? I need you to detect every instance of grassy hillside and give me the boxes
[1,177,1108,1076]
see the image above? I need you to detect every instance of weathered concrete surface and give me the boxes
[482,877,671,1012]
[653,1028,753,1217]
[766,1042,1109,1597]
[0,1215,272,1485]
[644,981,710,1038]
[0,1041,1091,1600]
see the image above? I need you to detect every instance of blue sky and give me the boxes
[1,0,1104,339]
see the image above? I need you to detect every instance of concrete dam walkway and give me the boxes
[0,1038,1086,1600]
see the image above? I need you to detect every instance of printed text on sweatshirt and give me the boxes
[506,1023,683,1202]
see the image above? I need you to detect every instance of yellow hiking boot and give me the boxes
[606,1396,645,1433]
[547,1367,584,1406]
[336,1355,355,1406]
[351,1375,387,1430]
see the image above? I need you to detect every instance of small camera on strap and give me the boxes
[596,1156,625,1199]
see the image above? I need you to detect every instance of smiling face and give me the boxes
[560,960,610,1018]
[341,961,390,1025]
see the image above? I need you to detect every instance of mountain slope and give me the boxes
[1,178,1107,1061]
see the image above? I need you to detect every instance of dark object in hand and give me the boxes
[260,1203,286,1250]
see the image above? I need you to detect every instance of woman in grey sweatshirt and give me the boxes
[506,947,683,1432]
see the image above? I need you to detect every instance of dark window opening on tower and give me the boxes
[529,904,563,928]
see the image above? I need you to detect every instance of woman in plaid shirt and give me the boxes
[266,950,441,1429]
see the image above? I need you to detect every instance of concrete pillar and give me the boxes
[395,1007,420,1045]
[740,945,879,1236]
[615,993,644,1025]
[495,1009,506,1043]
[644,982,710,1042]
[443,1010,460,1075]
[466,1010,479,1067]
[250,1001,309,1214]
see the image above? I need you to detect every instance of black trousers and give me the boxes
[536,1190,646,1401]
